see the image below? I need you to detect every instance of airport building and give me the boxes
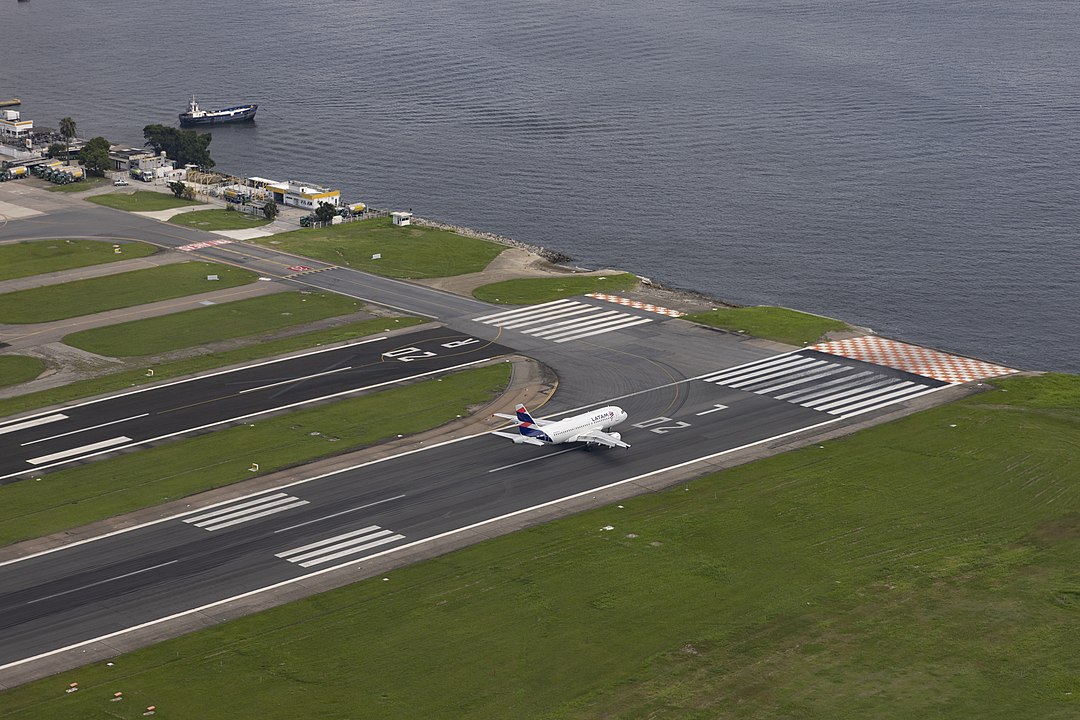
[265,180,341,210]
[0,110,32,140]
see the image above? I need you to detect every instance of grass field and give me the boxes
[472,273,639,304]
[0,356,45,389]
[0,239,157,282]
[1,373,1076,719]
[0,317,425,419]
[254,216,505,278]
[168,208,270,231]
[62,292,361,357]
[0,363,509,547]
[0,262,256,324]
[684,305,852,345]
[87,191,203,212]
[44,176,111,193]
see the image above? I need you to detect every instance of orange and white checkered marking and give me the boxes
[809,336,1018,384]
[584,293,685,317]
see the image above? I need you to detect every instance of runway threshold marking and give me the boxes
[273,494,407,534]
[702,351,948,419]
[21,414,149,446]
[26,560,179,605]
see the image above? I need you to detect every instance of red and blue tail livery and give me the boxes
[491,403,630,449]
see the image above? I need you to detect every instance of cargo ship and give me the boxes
[178,96,257,127]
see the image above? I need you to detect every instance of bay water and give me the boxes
[3,0,1077,371]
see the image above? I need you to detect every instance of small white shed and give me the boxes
[391,211,413,227]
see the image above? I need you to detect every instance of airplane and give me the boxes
[491,403,630,448]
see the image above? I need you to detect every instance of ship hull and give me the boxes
[178,105,257,127]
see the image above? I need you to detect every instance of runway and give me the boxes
[0,328,515,482]
[0,193,967,683]
[2,369,952,669]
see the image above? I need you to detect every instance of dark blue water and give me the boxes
[3,0,1078,372]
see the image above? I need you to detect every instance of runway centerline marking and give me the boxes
[21,414,149,446]
[273,494,407,533]
[238,366,353,394]
[487,447,578,473]
[26,560,179,605]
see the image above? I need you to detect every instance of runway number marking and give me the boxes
[632,417,691,434]
[382,347,437,362]
[383,338,480,362]
[696,404,729,416]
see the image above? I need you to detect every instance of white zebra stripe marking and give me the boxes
[185,493,310,531]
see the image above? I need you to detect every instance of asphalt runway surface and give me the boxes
[0,196,954,680]
[0,376,865,666]
[0,328,515,482]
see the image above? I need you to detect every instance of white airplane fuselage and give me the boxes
[541,406,627,444]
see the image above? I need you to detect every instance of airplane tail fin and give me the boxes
[515,403,537,426]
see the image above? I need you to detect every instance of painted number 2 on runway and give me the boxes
[382,347,437,361]
[383,338,480,361]
[633,417,691,434]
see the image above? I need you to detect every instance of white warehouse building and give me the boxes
[265,180,341,210]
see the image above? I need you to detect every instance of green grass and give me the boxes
[168,208,270,231]
[2,373,1077,719]
[684,305,852,345]
[472,273,639,304]
[0,316,426,419]
[253,216,505,278]
[87,191,203,212]
[0,363,510,547]
[63,292,362,357]
[0,356,45,389]
[44,176,111,193]
[0,239,157,282]
[0,262,257,324]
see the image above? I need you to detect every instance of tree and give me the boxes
[47,142,67,159]
[181,186,196,201]
[262,199,279,221]
[79,137,111,177]
[59,117,77,141]
[143,124,215,170]
[314,202,337,226]
[167,180,186,198]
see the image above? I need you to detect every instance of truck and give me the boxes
[0,166,28,181]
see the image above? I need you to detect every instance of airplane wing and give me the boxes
[570,429,631,449]
[491,430,547,446]
[492,413,554,427]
